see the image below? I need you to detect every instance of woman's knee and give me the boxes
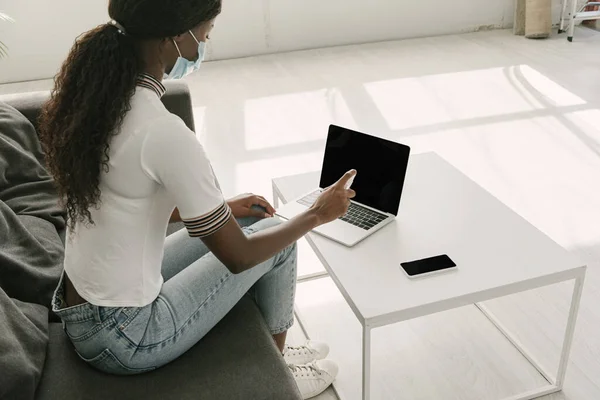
[244,215,284,233]
[236,206,269,228]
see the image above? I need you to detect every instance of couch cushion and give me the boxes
[0,102,66,326]
[0,290,49,400]
[35,296,301,400]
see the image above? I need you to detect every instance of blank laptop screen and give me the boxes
[319,125,410,216]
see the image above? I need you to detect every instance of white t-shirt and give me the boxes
[64,75,231,307]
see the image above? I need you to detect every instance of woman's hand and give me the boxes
[310,170,357,225]
[227,193,276,219]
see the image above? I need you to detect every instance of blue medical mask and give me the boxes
[164,31,206,80]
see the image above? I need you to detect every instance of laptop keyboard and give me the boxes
[297,190,388,230]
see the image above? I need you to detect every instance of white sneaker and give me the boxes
[284,340,330,365]
[289,360,339,400]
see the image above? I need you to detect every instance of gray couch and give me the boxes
[0,81,301,400]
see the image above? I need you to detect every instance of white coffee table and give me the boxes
[272,153,586,400]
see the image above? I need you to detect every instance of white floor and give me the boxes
[3,27,600,400]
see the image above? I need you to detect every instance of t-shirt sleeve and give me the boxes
[141,117,231,237]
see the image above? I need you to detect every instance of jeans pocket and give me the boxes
[64,319,107,343]
[115,307,151,346]
[115,307,142,330]
[77,348,155,376]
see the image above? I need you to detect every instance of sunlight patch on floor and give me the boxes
[363,65,586,132]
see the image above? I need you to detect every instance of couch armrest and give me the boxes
[158,80,195,132]
[0,80,195,133]
[0,91,48,132]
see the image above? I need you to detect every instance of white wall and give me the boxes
[0,1,109,84]
[0,0,565,84]
[206,0,514,61]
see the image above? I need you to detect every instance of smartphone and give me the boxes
[401,255,457,279]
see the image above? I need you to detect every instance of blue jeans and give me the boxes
[51,215,297,375]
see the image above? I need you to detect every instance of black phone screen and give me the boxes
[401,255,456,276]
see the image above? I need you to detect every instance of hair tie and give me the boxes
[109,19,128,36]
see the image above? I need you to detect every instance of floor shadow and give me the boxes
[511,65,600,158]
[234,101,597,163]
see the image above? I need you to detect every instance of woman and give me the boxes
[39,0,355,398]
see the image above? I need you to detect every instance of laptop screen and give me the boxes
[319,125,410,216]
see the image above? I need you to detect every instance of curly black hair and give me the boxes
[39,0,221,230]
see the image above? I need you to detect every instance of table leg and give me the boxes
[293,304,313,341]
[362,325,372,400]
[272,182,280,208]
[475,269,586,400]
[555,273,585,389]
[475,303,555,384]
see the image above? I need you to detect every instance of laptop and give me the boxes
[275,125,411,247]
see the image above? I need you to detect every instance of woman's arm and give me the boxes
[202,209,318,274]
[201,171,355,274]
